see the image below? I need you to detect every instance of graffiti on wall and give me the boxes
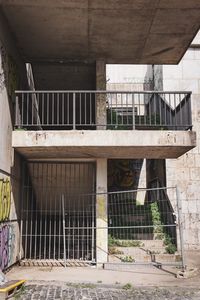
[0,177,16,271]
[0,224,15,271]
[108,159,143,192]
[0,179,11,222]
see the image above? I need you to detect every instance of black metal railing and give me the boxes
[14,91,192,130]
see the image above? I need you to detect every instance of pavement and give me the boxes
[5,251,200,299]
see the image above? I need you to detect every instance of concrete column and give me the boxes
[96,158,108,266]
[96,60,106,129]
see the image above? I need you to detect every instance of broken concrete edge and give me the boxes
[176,267,199,279]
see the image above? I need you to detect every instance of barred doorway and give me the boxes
[20,162,96,265]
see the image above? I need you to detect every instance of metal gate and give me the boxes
[20,162,96,265]
[107,181,185,269]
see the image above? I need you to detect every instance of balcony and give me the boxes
[12,91,196,160]
[15,91,192,131]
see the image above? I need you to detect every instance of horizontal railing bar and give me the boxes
[15,90,192,95]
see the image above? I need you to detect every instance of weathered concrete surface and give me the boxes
[96,159,108,265]
[12,130,196,159]
[1,0,200,64]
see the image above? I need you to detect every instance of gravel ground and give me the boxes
[16,283,200,300]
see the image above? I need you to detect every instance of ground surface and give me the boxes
[16,283,200,300]
[7,251,200,299]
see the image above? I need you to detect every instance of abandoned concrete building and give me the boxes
[0,1,200,271]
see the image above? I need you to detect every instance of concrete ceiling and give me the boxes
[1,0,200,64]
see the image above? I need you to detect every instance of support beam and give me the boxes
[96,60,106,129]
[96,158,108,266]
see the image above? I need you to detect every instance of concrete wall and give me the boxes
[161,41,200,250]
[32,62,96,90]
[0,11,28,270]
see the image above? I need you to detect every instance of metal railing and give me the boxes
[15,91,192,130]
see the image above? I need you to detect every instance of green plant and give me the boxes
[165,244,177,254]
[150,201,164,240]
[109,247,124,255]
[108,235,143,248]
[122,283,133,290]
[120,255,135,263]
[164,234,177,254]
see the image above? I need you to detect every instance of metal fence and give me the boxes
[107,185,184,269]
[20,161,184,269]
[15,91,192,130]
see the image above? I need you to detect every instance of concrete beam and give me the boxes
[1,1,200,64]
[12,130,196,159]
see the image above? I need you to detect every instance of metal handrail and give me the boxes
[14,90,192,131]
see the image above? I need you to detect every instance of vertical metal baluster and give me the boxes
[79,93,81,127]
[46,93,49,126]
[62,93,64,125]
[34,164,38,259]
[139,93,141,126]
[56,92,58,125]
[132,94,135,130]
[42,93,44,126]
[49,164,52,259]
[73,92,76,129]
[90,93,92,126]
[62,194,66,268]
[29,163,34,259]
[180,93,183,128]
[26,93,29,126]
[67,93,70,126]
[174,94,177,129]
[44,163,47,260]
[52,93,54,126]
[39,163,42,259]
[84,93,87,126]
[22,93,24,127]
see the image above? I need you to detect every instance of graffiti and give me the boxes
[0,224,15,271]
[0,179,11,222]
[108,159,143,191]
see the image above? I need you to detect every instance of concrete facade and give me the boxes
[1,2,200,270]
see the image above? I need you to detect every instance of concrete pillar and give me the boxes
[96,158,108,266]
[96,60,106,129]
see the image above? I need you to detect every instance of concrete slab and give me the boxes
[5,264,200,288]
[1,0,200,64]
[12,130,196,159]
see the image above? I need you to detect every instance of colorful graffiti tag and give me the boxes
[0,178,15,271]
[0,179,11,222]
[0,224,15,270]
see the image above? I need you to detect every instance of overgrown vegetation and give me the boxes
[108,234,143,248]
[150,201,177,254]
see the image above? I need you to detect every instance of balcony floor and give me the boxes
[12,130,196,159]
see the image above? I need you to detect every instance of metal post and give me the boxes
[15,95,21,129]
[73,92,76,130]
[176,186,186,270]
[62,194,67,268]
[132,94,135,130]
